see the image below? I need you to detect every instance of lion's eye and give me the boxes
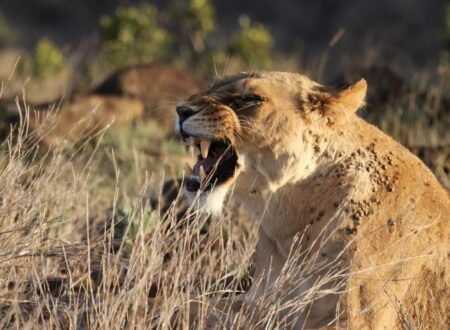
[218,93,267,111]
[229,94,266,111]
[240,94,267,104]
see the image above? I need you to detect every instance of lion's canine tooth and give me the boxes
[189,145,195,157]
[200,140,211,159]
[199,165,206,183]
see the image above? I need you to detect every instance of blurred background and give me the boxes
[0,0,448,186]
[0,0,448,78]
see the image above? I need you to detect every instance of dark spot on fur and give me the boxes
[296,96,306,111]
[317,210,325,220]
[345,227,357,235]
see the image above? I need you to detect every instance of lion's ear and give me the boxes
[326,79,367,113]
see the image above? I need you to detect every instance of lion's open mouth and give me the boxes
[182,137,238,192]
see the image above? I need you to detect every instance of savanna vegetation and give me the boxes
[0,0,447,328]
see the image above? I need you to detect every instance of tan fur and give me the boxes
[177,71,450,328]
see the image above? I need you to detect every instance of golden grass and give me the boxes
[0,81,447,329]
[0,98,361,329]
[0,101,258,328]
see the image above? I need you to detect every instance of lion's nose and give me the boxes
[176,105,195,122]
[176,105,196,138]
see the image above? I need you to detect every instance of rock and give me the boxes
[94,63,206,135]
[0,62,204,144]
[3,72,73,105]
[33,94,144,145]
[0,47,73,105]
[20,70,72,104]
[0,48,25,81]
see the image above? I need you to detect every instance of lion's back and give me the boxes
[344,126,450,328]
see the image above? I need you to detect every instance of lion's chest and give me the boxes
[237,184,317,257]
[237,178,351,260]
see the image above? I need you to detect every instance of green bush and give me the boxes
[183,0,215,36]
[167,0,216,67]
[96,2,274,74]
[100,5,172,70]
[228,16,273,68]
[20,38,65,78]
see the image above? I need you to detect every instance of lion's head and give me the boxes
[175,71,367,214]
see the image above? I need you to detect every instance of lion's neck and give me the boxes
[237,118,386,243]
[262,118,376,188]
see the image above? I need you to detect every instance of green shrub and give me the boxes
[183,0,215,37]
[96,2,274,75]
[228,16,273,68]
[167,0,216,69]
[20,38,65,78]
[100,5,172,70]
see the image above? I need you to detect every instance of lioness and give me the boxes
[175,71,450,328]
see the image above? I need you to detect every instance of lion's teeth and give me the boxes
[183,137,191,145]
[189,145,195,157]
[199,165,206,183]
[200,140,211,159]
[185,137,196,146]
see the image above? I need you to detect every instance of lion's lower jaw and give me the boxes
[184,184,230,216]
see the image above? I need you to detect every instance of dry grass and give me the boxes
[0,97,363,329]
[0,100,262,328]
[0,73,448,329]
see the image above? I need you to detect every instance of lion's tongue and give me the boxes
[192,146,231,176]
